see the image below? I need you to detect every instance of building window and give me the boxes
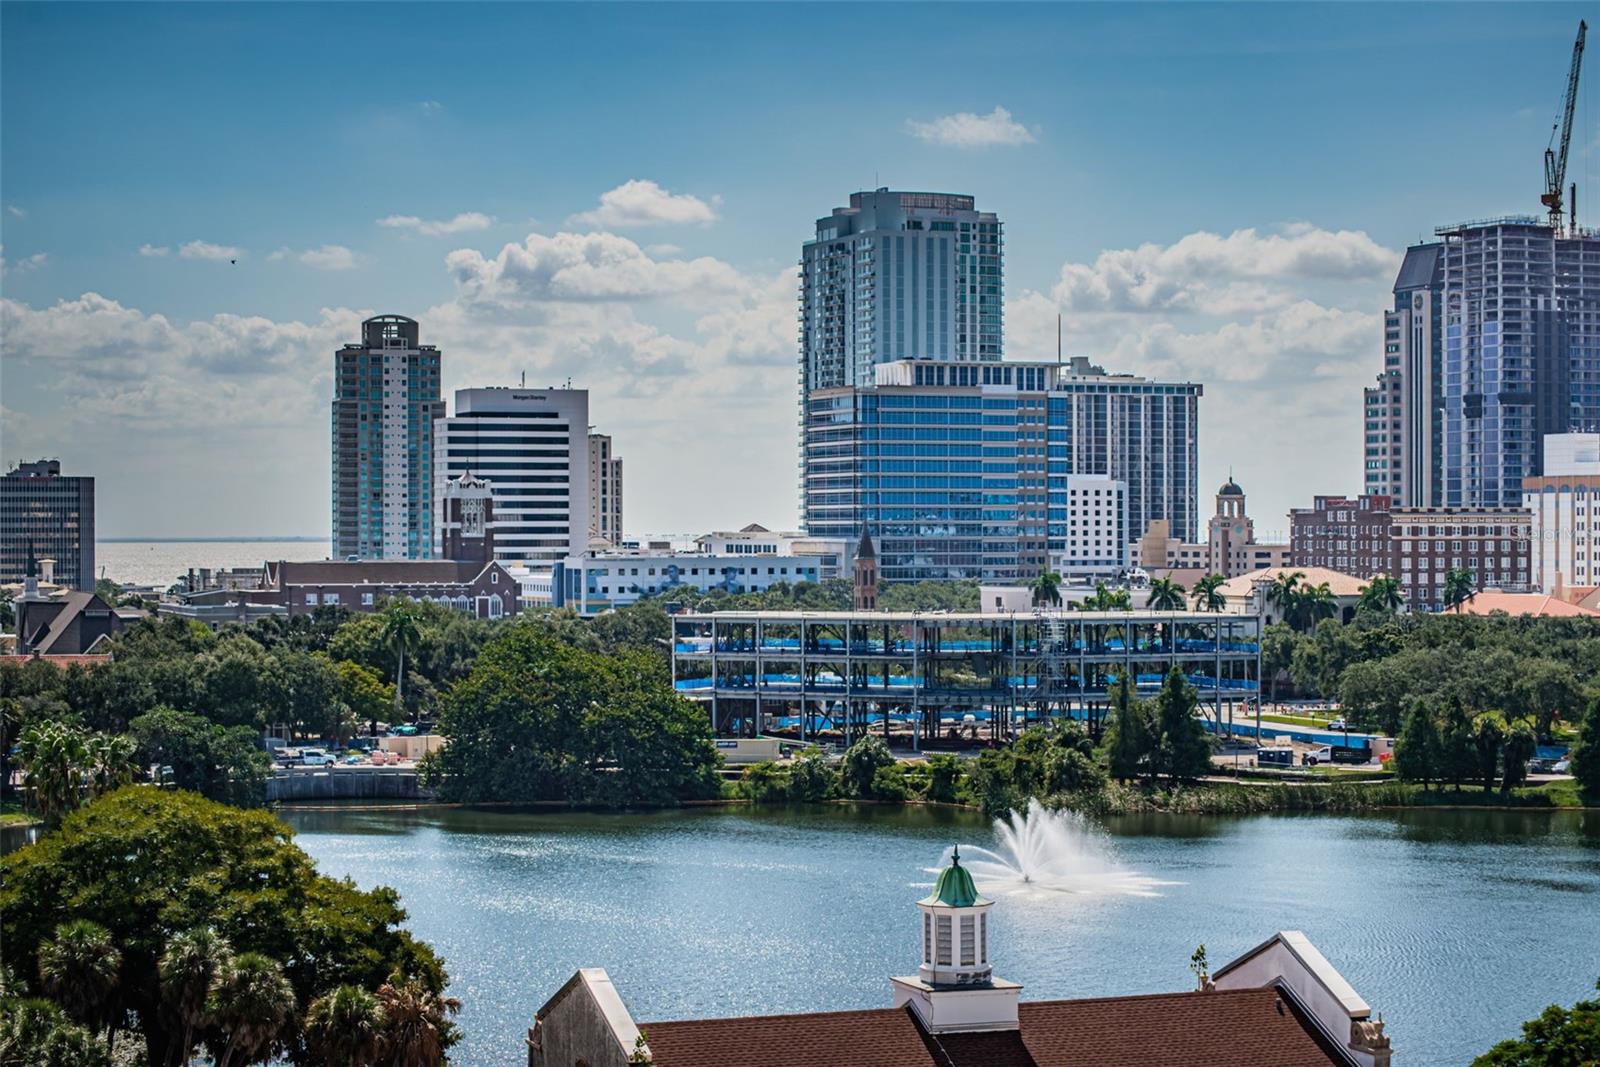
[363,592,374,606]
[305,593,318,606]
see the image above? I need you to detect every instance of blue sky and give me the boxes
[2,2,1594,538]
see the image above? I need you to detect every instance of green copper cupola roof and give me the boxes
[919,846,990,908]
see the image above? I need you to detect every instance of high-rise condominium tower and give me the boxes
[1364,245,1444,506]
[800,188,1003,394]
[331,315,444,560]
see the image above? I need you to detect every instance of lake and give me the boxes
[280,803,1600,1067]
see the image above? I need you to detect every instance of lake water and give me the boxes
[97,539,329,587]
[282,804,1600,1067]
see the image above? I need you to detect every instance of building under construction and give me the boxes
[671,609,1260,748]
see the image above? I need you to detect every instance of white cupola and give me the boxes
[891,846,1022,1034]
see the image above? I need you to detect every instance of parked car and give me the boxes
[1527,757,1556,774]
[299,747,332,767]
[1302,746,1333,767]
[1325,719,1349,733]
[1552,758,1571,774]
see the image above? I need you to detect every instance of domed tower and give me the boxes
[891,847,1021,1033]
[1207,475,1254,577]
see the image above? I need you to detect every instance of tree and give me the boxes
[1258,624,1299,707]
[197,634,274,730]
[1104,675,1153,781]
[425,625,721,807]
[1263,571,1304,623]
[1473,977,1599,1065]
[786,747,837,802]
[1153,668,1212,782]
[0,997,111,1067]
[1289,582,1339,632]
[1393,702,1439,790]
[15,722,132,826]
[1471,713,1507,792]
[206,952,295,1067]
[1572,696,1600,799]
[267,649,343,739]
[1147,576,1186,611]
[129,707,270,807]
[1512,659,1585,741]
[1190,573,1226,613]
[0,788,449,1067]
[840,736,897,799]
[1444,567,1478,611]
[305,985,386,1067]
[380,603,424,730]
[1439,698,1476,792]
[375,973,461,1067]
[1079,583,1131,611]
[1357,574,1404,614]
[159,929,232,1067]
[335,661,394,741]
[1028,570,1063,608]
[35,921,120,1043]
[922,754,963,803]
[1501,722,1537,793]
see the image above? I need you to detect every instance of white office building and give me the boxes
[1050,475,1127,578]
[539,550,827,615]
[1523,432,1600,592]
[433,387,590,568]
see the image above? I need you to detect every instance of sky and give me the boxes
[2,2,1596,540]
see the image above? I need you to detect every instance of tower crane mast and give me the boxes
[1543,20,1587,234]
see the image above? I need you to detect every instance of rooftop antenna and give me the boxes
[1057,314,1063,365]
[520,370,525,388]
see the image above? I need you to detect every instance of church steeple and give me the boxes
[853,526,878,611]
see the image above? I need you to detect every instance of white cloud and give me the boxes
[138,244,170,257]
[906,106,1036,149]
[419,100,443,115]
[446,230,745,307]
[1050,225,1398,315]
[269,244,360,270]
[6,205,26,219]
[377,212,493,237]
[0,245,47,275]
[179,240,240,262]
[571,180,719,228]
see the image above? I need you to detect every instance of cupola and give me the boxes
[891,846,1022,1033]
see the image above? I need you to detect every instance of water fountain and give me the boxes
[939,799,1172,898]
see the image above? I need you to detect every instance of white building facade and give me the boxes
[1524,432,1600,592]
[539,551,826,615]
[433,387,590,568]
[1050,475,1127,578]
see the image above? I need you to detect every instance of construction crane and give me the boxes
[1542,20,1586,234]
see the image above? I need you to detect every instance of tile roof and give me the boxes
[1447,590,1600,618]
[641,988,1348,1067]
[1216,566,1370,599]
[269,559,493,586]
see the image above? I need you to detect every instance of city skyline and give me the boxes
[3,3,1595,538]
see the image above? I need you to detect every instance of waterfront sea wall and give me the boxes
[268,767,427,802]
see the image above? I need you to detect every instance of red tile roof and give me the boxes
[641,988,1348,1067]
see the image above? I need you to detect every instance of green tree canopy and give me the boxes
[1474,978,1600,1065]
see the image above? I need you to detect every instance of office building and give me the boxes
[1132,479,1290,580]
[1363,244,1444,504]
[539,549,826,615]
[1289,494,1532,611]
[1436,218,1600,508]
[801,188,1003,397]
[1051,474,1127,578]
[1,459,94,591]
[588,432,624,545]
[331,315,444,560]
[803,357,1201,583]
[433,387,590,568]
[1524,431,1600,591]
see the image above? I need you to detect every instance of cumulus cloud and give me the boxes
[1049,225,1398,315]
[446,230,745,307]
[179,240,240,261]
[270,245,360,270]
[138,244,170,257]
[906,106,1036,149]
[570,180,719,228]
[378,212,493,237]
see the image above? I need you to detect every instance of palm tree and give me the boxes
[306,985,387,1067]
[379,602,424,732]
[1191,573,1226,612]
[1027,570,1063,608]
[1357,574,1404,614]
[1147,576,1186,611]
[1292,582,1338,632]
[207,953,295,1067]
[160,929,232,1067]
[16,722,88,825]
[1263,570,1304,624]
[37,920,121,1041]
[83,734,135,799]
[1443,567,1477,611]
[376,975,461,1067]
